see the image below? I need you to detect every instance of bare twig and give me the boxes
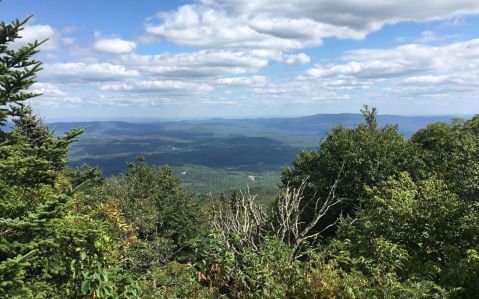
[204,164,345,261]
[114,258,130,267]
[0,229,12,237]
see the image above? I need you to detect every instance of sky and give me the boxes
[2,0,479,119]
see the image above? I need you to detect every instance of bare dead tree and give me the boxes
[205,166,344,260]
[206,186,272,255]
[273,168,343,259]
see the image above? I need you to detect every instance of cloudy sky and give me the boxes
[3,0,479,119]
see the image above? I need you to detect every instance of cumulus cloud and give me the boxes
[396,31,461,43]
[230,37,479,103]
[62,37,76,45]
[249,49,283,60]
[64,97,82,103]
[311,93,351,101]
[203,99,237,105]
[396,70,479,98]
[250,87,290,94]
[215,75,270,86]
[30,83,67,96]
[93,38,137,54]
[224,90,232,94]
[145,5,338,50]
[117,51,268,78]
[42,53,58,61]
[34,99,60,108]
[61,25,86,33]
[238,79,352,104]
[305,39,479,80]
[39,63,140,83]
[11,24,60,50]
[403,75,463,84]
[201,0,479,28]
[98,80,214,94]
[378,74,478,99]
[283,53,310,65]
[284,38,479,104]
[144,1,479,51]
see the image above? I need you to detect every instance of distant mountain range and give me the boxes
[44,113,468,138]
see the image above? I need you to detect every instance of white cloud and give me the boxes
[99,84,134,91]
[62,37,76,45]
[87,94,201,107]
[237,79,353,104]
[11,24,60,50]
[445,17,467,26]
[145,5,341,50]
[216,75,270,86]
[403,75,458,84]
[201,0,479,27]
[99,80,214,94]
[30,83,66,96]
[64,97,82,103]
[40,63,140,83]
[396,31,461,43]
[305,39,479,80]
[43,53,58,60]
[283,53,310,65]
[61,25,86,33]
[94,38,137,54]
[416,31,458,43]
[224,90,232,94]
[144,1,479,51]
[34,99,59,108]
[398,71,479,97]
[118,51,268,78]
[306,61,404,79]
[311,93,351,101]
[285,39,479,103]
[203,99,237,105]
[251,87,290,94]
[249,49,283,60]
[68,45,100,63]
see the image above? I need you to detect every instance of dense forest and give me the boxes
[2,11,479,299]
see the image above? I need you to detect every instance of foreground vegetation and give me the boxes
[2,10,479,298]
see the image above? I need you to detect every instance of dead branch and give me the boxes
[204,164,344,260]
[0,229,12,237]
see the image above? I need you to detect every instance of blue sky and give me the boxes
[2,0,479,119]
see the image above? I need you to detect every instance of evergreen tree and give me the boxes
[0,12,86,187]
[218,190,227,207]
[104,156,206,274]
[11,104,53,148]
[0,10,140,298]
[62,164,106,189]
[230,189,239,211]
[0,14,44,132]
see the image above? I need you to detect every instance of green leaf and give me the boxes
[101,271,108,282]
[71,259,77,270]
[81,280,90,294]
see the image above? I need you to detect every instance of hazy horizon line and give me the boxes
[38,112,476,124]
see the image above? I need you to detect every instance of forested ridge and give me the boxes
[2,11,479,299]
